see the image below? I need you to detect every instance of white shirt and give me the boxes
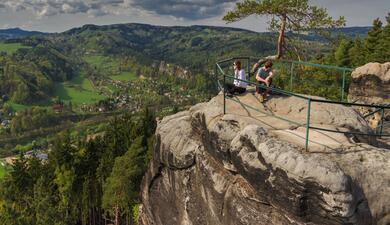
[233,69,247,88]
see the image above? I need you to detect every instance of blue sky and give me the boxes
[0,0,388,32]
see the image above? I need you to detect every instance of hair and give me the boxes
[264,60,273,68]
[234,60,242,70]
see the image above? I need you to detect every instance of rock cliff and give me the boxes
[140,93,390,225]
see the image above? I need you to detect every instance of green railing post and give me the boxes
[305,98,312,151]
[290,62,294,91]
[223,74,226,114]
[341,69,346,102]
[215,64,219,91]
[380,108,385,137]
[247,58,250,80]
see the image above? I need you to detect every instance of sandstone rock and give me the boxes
[140,94,389,225]
[157,61,191,79]
[348,62,390,104]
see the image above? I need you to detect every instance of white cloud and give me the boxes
[1,0,238,20]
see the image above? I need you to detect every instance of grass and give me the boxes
[0,43,31,54]
[84,55,120,74]
[54,72,105,104]
[84,55,107,67]
[84,55,138,82]
[0,160,9,179]
[8,101,30,112]
[111,72,138,81]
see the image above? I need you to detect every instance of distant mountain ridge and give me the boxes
[329,26,371,38]
[0,28,46,39]
[0,25,371,41]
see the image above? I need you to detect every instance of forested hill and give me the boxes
[50,23,278,70]
[43,23,371,70]
[329,26,371,38]
[0,28,45,40]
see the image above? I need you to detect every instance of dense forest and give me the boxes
[0,110,155,224]
[320,13,390,67]
[0,45,78,104]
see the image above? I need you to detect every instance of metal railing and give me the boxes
[215,57,353,102]
[215,57,390,151]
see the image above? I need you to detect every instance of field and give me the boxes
[54,72,105,104]
[111,72,138,81]
[0,43,31,54]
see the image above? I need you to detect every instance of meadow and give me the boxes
[8,101,30,112]
[84,55,120,74]
[111,71,138,81]
[0,43,31,54]
[54,72,105,105]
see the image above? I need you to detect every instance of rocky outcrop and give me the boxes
[348,62,390,104]
[140,93,390,225]
[156,61,191,79]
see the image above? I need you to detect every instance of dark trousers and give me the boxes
[226,83,246,95]
[256,78,272,94]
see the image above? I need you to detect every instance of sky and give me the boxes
[0,0,389,33]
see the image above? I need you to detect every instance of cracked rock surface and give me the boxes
[139,94,390,225]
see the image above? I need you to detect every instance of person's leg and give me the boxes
[225,83,235,95]
[236,87,246,94]
[265,78,273,96]
[257,81,267,95]
[256,81,263,94]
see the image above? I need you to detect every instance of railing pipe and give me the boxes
[310,98,390,109]
[280,60,353,71]
[223,74,226,114]
[305,98,312,151]
[380,108,385,137]
[309,126,390,137]
[363,108,382,119]
[223,75,310,100]
[216,63,225,75]
[290,62,294,91]
[341,69,346,102]
[247,58,250,80]
[217,58,234,65]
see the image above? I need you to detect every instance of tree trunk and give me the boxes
[251,14,287,73]
[277,15,287,59]
[115,206,120,225]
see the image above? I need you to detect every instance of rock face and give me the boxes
[348,62,390,104]
[140,94,390,225]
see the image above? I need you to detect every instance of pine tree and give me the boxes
[365,18,383,62]
[334,38,352,66]
[223,0,345,66]
[380,13,390,61]
[102,138,146,225]
[348,35,366,67]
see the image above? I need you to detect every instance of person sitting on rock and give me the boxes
[225,60,247,96]
[255,60,274,100]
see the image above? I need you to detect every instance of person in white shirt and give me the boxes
[226,60,247,96]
